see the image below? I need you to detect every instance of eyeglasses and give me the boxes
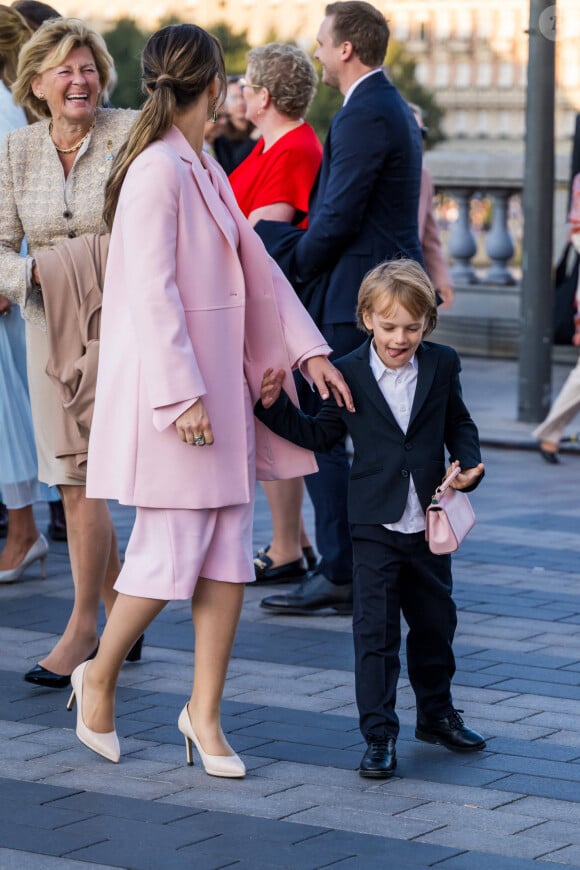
[239,77,263,90]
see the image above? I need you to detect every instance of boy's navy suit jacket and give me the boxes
[255,338,483,525]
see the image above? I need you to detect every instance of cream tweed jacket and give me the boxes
[0,107,136,329]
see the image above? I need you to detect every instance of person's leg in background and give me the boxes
[0,305,48,581]
[253,477,313,583]
[532,356,580,463]
[261,322,360,615]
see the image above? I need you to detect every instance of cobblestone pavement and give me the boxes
[0,358,579,869]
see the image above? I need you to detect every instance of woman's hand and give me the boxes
[175,398,214,446]
[438,284,455,310]
[446,459,485,490]
[305,355,355,412]
[261,368,285,408]
[0,294,11,317]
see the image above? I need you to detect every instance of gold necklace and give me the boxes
[49,119,95,154]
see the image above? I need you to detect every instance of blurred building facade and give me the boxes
[54,0,579,156]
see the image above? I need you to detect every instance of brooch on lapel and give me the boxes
[98,139,115,173]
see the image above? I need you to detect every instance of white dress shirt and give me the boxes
[342,68,384,106]
[369,342,425,533]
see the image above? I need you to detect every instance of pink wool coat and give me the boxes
[87,125,330,509]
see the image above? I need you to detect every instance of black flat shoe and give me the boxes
[359,737,397,778]
[256,543,318,572]
[24,642,99,689]
[253,551,306,584]
[415,708,486,752]
[539,447,559,464]
[125,633,144,662]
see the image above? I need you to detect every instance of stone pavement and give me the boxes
[1,356,580,870]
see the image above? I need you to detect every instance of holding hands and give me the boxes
[445,459,484,490]
[260,356,355,413]
[260,368,286,409]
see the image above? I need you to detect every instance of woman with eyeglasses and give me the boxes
[230,43,323,586]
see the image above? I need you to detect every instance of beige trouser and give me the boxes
[532,356,580,444]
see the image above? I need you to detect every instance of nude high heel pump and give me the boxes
[0,534,49,583]
[66,661,120,763]
[177,703,245,778]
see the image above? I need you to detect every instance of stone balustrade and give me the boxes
[424,148,574,360]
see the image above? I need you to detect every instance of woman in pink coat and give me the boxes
[67,23,353,774]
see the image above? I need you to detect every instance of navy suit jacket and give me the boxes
[255,338,483,525]
[255,71,424,327]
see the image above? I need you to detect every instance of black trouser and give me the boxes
[351,524,457,740]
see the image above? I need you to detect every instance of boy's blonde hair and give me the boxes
[356,258,438,336]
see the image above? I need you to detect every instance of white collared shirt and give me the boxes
[369,342,425,533]
[342,68,384,106]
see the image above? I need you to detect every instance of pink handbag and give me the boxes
[425,466,475,555]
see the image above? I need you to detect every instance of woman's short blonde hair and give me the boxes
[356,258,438,336]
[246,43,318,121]
[13,16,114,117]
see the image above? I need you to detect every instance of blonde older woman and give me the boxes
[230,43,322,584]
[0,17,137,687]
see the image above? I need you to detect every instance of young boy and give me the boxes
[255,259,485,778]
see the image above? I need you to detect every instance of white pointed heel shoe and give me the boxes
[0,534,49,583]
[66,661,120,763]
[177,703,245,778]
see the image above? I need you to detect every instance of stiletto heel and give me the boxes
[177,703,245,778]
[69,661,120,763]
[66,688,75,711]
[0,534,49,583]
[183,734,194,766]
[125,633,144,662]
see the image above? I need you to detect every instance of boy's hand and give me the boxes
[261,368,285,409]
[446,459,485,490]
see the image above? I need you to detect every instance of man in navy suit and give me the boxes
[256,1,424,615]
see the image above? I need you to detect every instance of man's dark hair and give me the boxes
[325,1,389,68]
[11,1,60,30]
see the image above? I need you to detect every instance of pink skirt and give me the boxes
[114,382,256,601]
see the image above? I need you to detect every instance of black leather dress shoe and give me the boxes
[24,643,100,689]
[253,552,307,585]
[260,571,353,615]
[415,708,486,752]
[359,737,397,778]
